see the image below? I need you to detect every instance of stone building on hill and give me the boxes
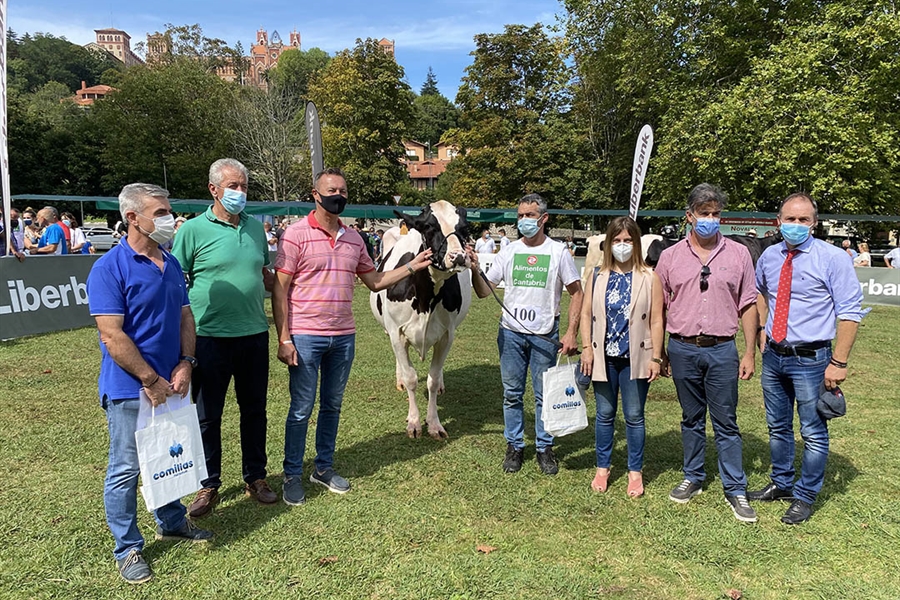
[85,29,144,67]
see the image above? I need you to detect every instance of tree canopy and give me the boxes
[308,38,414,204]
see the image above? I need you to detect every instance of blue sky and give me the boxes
[11,0,563,98]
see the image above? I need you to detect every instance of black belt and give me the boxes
[767,340,830,357]
[669,334,735,348]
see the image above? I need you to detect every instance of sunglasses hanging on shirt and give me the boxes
[700,265,711,292]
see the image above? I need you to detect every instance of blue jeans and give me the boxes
[761,346,831,504]
[593,356,649,472]
[667,339,747,496]
[104,399,187,561]
[497,321,559,451]
[283,334,355,477]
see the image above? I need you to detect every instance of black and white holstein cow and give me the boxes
[370,201,472,440]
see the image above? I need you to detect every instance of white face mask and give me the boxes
[611,242,634,263]
[137,213,176,245]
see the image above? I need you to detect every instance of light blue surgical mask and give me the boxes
[780,223,810,246]
[517,217,542,238]
[692,217,720,238]
[220,188,247,215]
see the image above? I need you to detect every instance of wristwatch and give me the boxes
[181,355,199,368]
[651,357,664,365]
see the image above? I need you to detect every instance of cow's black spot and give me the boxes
[386,252,417,303]
[439,274,463,313]
[376,294,383,316]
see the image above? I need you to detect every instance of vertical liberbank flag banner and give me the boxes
[0,1,12,249]
[629,124,654,220]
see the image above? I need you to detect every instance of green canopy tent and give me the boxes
[11,194,900,224]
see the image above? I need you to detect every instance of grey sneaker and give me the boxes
[536,448,559,475]
[669,479,703,503]
[283,475,306,505]
[116,549,152,584]
[154,519,214,542]
[310,468,351,494]
[726,495,758,523]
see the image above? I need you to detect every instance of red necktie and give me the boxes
[771,250,798,343]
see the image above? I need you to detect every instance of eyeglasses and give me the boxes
[700,265,711,292]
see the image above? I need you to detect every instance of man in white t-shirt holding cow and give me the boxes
[469,193,583,475]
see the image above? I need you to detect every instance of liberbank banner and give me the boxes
[1,257,898,341]
[0,255,99,340]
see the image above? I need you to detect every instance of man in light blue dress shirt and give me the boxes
[751,192,867,524]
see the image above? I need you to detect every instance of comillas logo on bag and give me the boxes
[153,439,193,480]
[169,442,183,458]
[553,398,583,410]
[565,385,575,397]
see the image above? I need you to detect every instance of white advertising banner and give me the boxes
[0,1,11,252]
[629,124,654,220]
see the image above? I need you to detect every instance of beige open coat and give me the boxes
[584,266,655,382]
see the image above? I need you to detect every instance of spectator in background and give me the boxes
[9,208,25,250]
[565,235,576,256]
[374,228,385,262]
[852,243,870,267]
[475,229,496,254]
[174,216,187,232]
[885,246,900,268]
[32,207,68,255]
[59,212,72,247]
[0,209,24,261]
[22,208,41,253]
[62,212,94,254]
[498,228,511,249]
[841,239,857,259]
[264,221,278,250]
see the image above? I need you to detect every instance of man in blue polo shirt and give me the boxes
[87,183,213,584]
[32,207,68,255]
[172,158,276,518]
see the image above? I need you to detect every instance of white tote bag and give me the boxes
[135,402,208,511]
[541,356,589,437]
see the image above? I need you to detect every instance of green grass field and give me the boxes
[1,289,898,599]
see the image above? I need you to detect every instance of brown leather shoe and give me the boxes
[188,487,218,519]
[245,478,277,504]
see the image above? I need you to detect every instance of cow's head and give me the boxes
[396,200,470,273]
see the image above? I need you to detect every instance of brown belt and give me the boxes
[669,334,735,348]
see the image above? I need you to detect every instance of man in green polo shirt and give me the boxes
[172,158,277,517]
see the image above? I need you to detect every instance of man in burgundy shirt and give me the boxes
[651,183,760,523]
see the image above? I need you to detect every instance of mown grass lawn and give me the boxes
[1,288,898,600]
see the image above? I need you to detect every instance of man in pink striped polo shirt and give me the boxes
[651,183,759,523]
[272,168,432,506]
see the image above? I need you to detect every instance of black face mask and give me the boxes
[318,193,348,215]
[10,219,19,229]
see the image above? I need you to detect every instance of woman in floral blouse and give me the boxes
[579,217,664,497]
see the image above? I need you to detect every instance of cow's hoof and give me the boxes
[407,423,422,438]
[396,382,405,392]
[428,427,448,440]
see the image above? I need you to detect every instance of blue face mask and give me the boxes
[692,217,720,238]
[220,188,247,215]
[780,223,810,246]
[517,217,542,238]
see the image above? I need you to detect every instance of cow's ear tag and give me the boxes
[400,223,408,235]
